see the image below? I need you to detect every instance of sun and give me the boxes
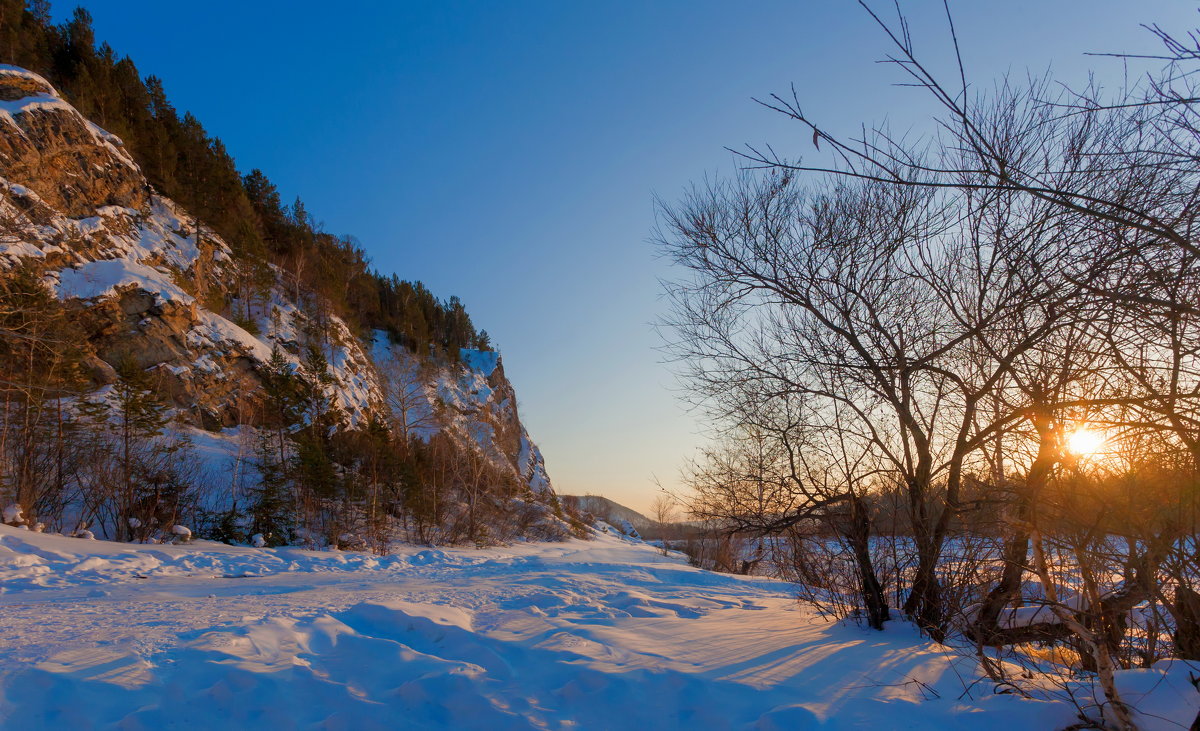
[1066,428,1105,456]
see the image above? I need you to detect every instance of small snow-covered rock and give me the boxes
[31,522,44,533]
[251,533,266,548]
[617,518,641,541]
[3,504,23,525]
[171,525,192,542]
[74,529,95,540]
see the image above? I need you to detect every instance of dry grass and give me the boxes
[1017,642,1083,670]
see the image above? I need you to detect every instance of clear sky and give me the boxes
[55,0,1197,514]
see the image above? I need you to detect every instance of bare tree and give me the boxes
[378,347,439,444]
[658,6,1200,724]
[650,492,678,551]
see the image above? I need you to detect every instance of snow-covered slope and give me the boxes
[0,64,555,522]
[0,525,1196,729]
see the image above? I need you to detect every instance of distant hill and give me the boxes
[557,495,700,542]
[559,495,654,532]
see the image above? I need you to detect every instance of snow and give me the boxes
[461,347,500,377]
[45,196,225,310]
[0,526,1194,729]
[53,257,194,304]
[188,310,273,362]
[0,240,45,261]
[2,504,22,524]
[0,93,76,128]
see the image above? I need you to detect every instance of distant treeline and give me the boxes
[0,0,489,355]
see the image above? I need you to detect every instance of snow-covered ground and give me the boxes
[0,527,1196,729]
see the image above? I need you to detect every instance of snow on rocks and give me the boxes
[0,72,387,428]
[460,347,500,377]
[0,66,124,161]
[54,256,194,304]
[616,518,641,541]
[2,504,22,525]
[373,334,556,497]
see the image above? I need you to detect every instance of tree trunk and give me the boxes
[1175,586,1200,661]
[847,495,890,630]
[969,490,1031,645]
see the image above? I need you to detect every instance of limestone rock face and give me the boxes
[448,350,554,496]
[0,65,556,500]
[0,65,375,430]
[0,67,148,218]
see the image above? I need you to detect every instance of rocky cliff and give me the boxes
[0,65,559,539]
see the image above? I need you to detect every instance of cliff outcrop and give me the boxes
[0,65,557,537]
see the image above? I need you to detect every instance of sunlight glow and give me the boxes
[1066,428,1105,456]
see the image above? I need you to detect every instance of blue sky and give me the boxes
[57,0,1197,513]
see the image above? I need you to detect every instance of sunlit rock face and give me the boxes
[0,66,148,218]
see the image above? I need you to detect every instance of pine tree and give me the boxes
[260,346,300,464]
[209,503,247,545]
[247,346,306,545]
[77,357,176,540]
[249,427,292,546]
[0,264,88,526]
